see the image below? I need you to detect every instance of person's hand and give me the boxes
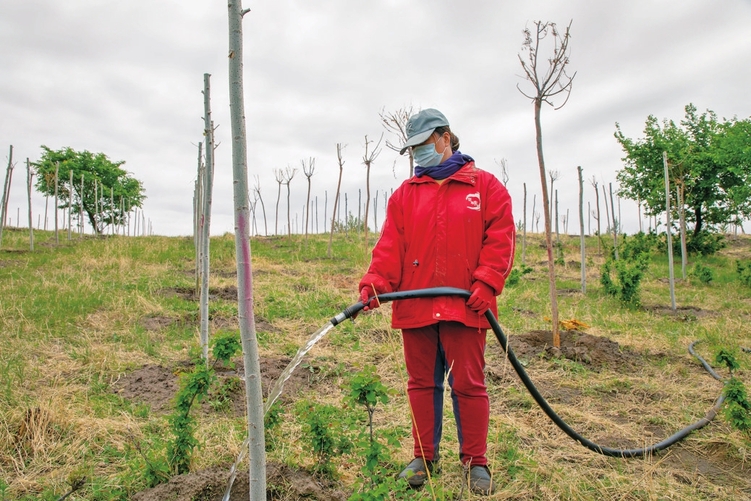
[360,285,380,311]
[467,281,495,314]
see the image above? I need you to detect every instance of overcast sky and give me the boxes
[2,0,751,237]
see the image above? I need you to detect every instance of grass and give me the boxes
[0,225,749,499]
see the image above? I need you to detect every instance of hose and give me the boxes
[333,287,726,458]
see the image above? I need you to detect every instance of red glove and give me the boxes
[360,285,380,311]
[467,281,495,314]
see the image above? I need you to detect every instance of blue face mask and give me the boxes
[413,143,444,168]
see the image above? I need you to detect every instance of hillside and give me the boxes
[0,227,750,500]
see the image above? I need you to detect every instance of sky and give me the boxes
[1,0,751,237]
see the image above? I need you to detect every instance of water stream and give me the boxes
[222,321,336,501]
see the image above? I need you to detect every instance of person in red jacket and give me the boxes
[358,109,515,495]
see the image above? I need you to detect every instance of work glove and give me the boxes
[467,281,495,315]
[360,285,380,311]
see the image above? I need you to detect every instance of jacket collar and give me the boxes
[408,162,477,185]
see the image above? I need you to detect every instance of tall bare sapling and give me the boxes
[199,73,216,364]
[328,144,345,257]
[517,20,576,347]
[227,0,265,497]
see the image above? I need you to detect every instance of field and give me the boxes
[0,226,750,500]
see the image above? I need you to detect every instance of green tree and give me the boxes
[33,146,145,234]
[615,104,751,236]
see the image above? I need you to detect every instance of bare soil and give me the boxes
[132,462,348,501]
[505,329,642,370]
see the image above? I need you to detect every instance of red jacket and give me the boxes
[360,162,515,329]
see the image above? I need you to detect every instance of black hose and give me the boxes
[334,287,726,458]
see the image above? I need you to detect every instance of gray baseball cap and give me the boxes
[399,108,450,155]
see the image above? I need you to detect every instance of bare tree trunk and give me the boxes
[362,134,382,250]
[522,182,527,265]
[534,99,560,346]
[27,159,34,251]
[68,170,73,241]
[195,141,203,295]
[609,183,618,260]
[54,163,59,244]
[0,145,13,248]
[79,173,84,236]
[302,158,315,242]
[678,183,687,280]
[591,178,600,254]
[554,189,560,250]
[531,194,536,234]
[199,73,216,365]
[274,170,282,235]
[578,166,585,293]
[663,152,677,311]
[253,176,268,236]
[637,197,643,233]
[228,1,266,497]
[110,187,115,236]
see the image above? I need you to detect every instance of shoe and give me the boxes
[397,457,440,488]
[468,465,496,495]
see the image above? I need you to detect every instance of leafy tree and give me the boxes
[33,146,145,234]
[615,105,751,236]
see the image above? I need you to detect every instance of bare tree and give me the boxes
[252,175,268,236]
[227,0,265,497]
[517,19,576,348]
[379,106,415,177]
[609,182,619,260]
[362,134,383,248]
[577,166,585,293]
[301,157,315,242]
[496,158,510,186]
[663,151,677,311]
[26,158,34,251]
[548,170,559,224]
[199,72,216,365]
[273,168,284,235]
[282,165,297,237]
[522,184,527,265]
[0,145,14,248]
[589,176,601,254]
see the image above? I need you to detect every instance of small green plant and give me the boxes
[295,401,353,478]
[166,331,241,475]
[715,349,751,435]
[506,264,533,287]
[346,366,410,500]
[737,260,751,287]
[264,403,284,452]
[691,263,714,284]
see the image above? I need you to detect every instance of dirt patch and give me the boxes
[112,365,179,413]
[161,286,238,302]
[131,462,348,501]
[643,304,714,320]
[141,315,178,331]
[113,355,330,416]
[508,330,640,370]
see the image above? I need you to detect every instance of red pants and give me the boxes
[402,322,489,466]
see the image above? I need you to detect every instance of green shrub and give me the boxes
[295,401,353,478]
[691,263,714,284]
[601,255,649,306]
[737,260,751,287]
[505,265,533,288]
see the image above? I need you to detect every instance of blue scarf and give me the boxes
[414,152,474,180]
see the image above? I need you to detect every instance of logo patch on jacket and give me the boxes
[466,192,481,211]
